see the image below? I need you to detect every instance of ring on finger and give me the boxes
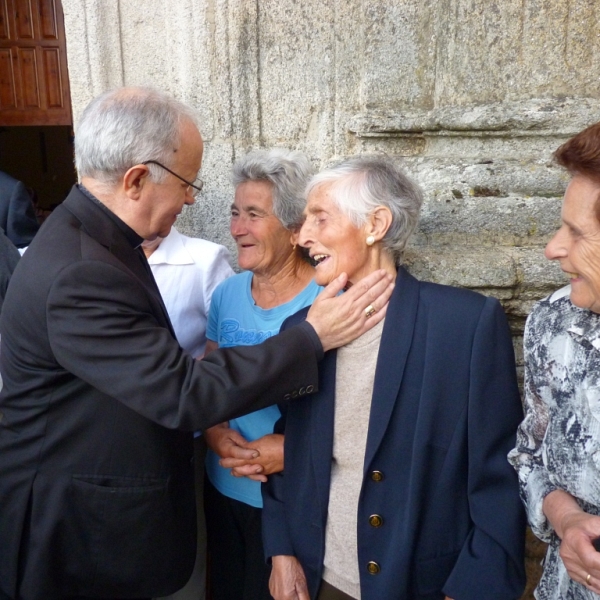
[365,304,377,319]
[587,573,592,585]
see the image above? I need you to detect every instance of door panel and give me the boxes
[0,47,17,108]
[0,0,71,125]
[15,0,34,39]
[0,0,10,40]
[42,47,61,107]
[39,0,57,39]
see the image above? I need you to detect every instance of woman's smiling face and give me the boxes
[230,180,293,276]
[299,184,371,286]
[545,174,600,313]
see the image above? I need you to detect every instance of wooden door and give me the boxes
[0,0,71,125]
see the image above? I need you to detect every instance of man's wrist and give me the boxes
[296,321,324,360]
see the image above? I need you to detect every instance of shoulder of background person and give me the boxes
[171,227,234,272]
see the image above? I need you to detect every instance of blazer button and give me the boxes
[291,390,299,398]
[306,384,315,393]
[369,514,383,528]
[371,470,384,482]
[367,561,380,575]
[299,387,306,396]
[283,394,291,401]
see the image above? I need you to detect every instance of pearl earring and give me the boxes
[366,235,375,246]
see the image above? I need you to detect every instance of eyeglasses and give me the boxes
[142,160,204,194]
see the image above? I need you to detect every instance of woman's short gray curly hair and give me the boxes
[306,155,423,263]
[232,148,314,230]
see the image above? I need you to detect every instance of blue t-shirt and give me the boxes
[205,271,322,507]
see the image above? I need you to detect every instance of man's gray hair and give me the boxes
[306,155,423,263]
[74,87,199,185]
[232,148,314,230]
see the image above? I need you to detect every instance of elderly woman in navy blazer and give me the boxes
[262,156,526,600]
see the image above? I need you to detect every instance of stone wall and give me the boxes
[61,1,600,596]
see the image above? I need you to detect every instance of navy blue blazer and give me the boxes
[262,268,526,600]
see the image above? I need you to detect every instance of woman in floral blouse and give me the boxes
[509,122,600,599]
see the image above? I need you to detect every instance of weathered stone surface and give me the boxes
[348,98,600,135]
[61,1,600,597]
[413,195,562,247]
[60,0,584,329]
[404,248,518,289]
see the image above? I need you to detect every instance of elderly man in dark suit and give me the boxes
[0,87,393,600]
[0,170,40,249]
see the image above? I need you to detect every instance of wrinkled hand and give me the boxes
[306,270,394,352]
[204,422,258,463]
[221,433,284,483]
[559,511,600,592]
[270,555,309,600]
[544,489,600,593]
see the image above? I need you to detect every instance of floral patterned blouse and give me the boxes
[508,285,600,600]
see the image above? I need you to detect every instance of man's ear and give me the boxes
[366,205,393,241]
[122,165,151,200]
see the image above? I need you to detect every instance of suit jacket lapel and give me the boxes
[363,267,420,471]
[310,348,337,519]
[61,187,176,336]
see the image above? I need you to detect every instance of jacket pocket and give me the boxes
[70,474,175,595]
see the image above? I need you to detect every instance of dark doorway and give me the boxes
[0,0,75,214]
[0,125,74,212]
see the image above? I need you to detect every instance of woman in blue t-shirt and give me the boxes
[204,148,320,600]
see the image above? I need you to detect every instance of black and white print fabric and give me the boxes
[509,285,600,599]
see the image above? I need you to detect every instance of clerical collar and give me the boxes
[77,184,143,248]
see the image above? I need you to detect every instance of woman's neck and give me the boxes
[349,249,398,286]
[251,254,315,309]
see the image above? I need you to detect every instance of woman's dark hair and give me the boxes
[554,122,600,183]
[554,122,600,220]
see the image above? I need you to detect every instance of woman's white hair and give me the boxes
[74,86,199,186]
[232,148,314,230]
[306,155,423,263]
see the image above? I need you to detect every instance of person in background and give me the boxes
[509,121,600,599]
[0,170,40,251]
[0,228,20,391]
[142,225,234,600]
[264,155,526,600]
[203,148,319,600]
[142,225,233,359]
[0,227,20,314]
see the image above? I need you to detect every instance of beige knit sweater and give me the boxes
[322,319,384,599]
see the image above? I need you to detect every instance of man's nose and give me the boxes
[184,187,196,205]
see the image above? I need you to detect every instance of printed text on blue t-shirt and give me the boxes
[219,319,277,345]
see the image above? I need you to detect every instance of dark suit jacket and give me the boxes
[263,268,526,600]
[0,228,19,313]
[0,171,40,248]
[0,185,321,600]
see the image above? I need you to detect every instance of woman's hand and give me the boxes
[220,433,284,482]
[270,555,309,600]
[204,422,258,463]
[306,270,393,352]
[544,489,600,592]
